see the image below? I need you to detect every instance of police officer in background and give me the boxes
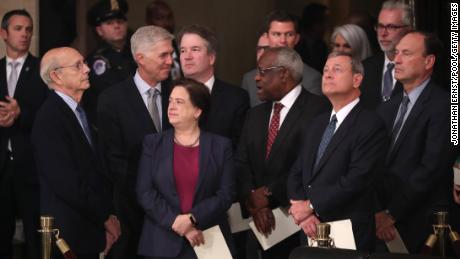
[84,0,137,125]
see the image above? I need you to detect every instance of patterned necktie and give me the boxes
[391,95,410,146]
[315,115,337,167]
[147,88,162,132]
[266,102,284,159]
[382,63,395,102]
[76,105,93,147]
[7,61,20,97]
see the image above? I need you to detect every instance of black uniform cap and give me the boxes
[87,0,129,26]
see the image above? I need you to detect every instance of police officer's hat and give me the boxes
[87,0,129,26]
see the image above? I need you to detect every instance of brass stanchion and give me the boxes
[310,223,335,248]
[420,211,460,258]
[38,215,78,259]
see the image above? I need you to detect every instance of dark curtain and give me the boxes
[39,0,77,56]
[414,0,452,90]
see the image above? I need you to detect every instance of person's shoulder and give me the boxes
[215,78,248,97]
[99,77,133,99]
[302,62,321,77]
[243,69,257,79]
[202,130,232,148]
[362,51,384,67]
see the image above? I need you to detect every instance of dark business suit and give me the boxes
[235,88,329,258]
[31,91,112,257]
[97,76,171,258]
[241,64,322,107]
[0,54,48,259]
[136,130,235,258]
[360,52,402,109]
[376,80,456,253]
[202,79,249,150]
[287,102,387,252]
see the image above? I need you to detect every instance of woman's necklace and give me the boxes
[174,133,200,147]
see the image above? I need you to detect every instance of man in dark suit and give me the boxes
[287,52,387,252]
[32,47,120,259]
[236,47,329,259]
[97,25,174,259]
[177,24,249,150]
[0,9,48,259]
[375,31,456,253]
[242,10,322,108]
[360,1,413,109]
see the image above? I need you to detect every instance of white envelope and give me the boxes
[249,208,301,250]
[193,225,233,259]
[227,203,252,233]
[454,166,460,185]
[385,229,409,254]
[307,219,356,250]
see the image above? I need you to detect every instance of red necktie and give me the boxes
[266,102,284,159]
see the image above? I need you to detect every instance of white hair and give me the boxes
[130,25,174,56]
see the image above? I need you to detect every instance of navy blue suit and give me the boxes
[136,130,235,258]
[32,92,112,256]
[376,80,456,253]
[288,103,388,252]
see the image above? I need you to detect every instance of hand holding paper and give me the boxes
[253,207,275,237]
[375,211,396,242]
[185,228,204,247]
[299,214,320,238]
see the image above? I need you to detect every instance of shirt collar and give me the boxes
[54,90,78,111]
[277,84,302,110]
[404,77,430,104]
[331,97,360,126]
[203,75,215,92]
[6,53,28,66]
[134,70,161,95]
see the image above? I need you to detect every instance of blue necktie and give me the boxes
[315,115,337,167]
[391,95,410,146]
[382,63,395,102]
[76,105,93,147]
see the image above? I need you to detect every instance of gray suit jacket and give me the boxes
[241,63,322,107]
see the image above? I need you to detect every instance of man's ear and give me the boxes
[353,73,363,89]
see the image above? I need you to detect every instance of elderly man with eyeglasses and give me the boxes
[32,47,121,259]
[360,0,413,109]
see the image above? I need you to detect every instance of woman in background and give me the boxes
[330,24,373,61]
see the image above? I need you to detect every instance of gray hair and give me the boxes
[328,51,364,75]
[267,47,303,84]
[130,25,173,56]
[381,0,414,27]
[40,55,63,89]
[331,24,372,61]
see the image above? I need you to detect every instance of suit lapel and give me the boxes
[194,132,211,197]
[313,104,361,176]
[266,89,306,161]
[0,58,7,98]
[389,81,432,159]
[14,54,35,98]
[124,78,156,132]
[52,92,96,158]
[258,102,273,160]
[162,131,180,206]
[207,80,224,125]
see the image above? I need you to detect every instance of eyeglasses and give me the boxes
[257,66,285,76]
[374,23,408,32]
[54,60,88,72]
